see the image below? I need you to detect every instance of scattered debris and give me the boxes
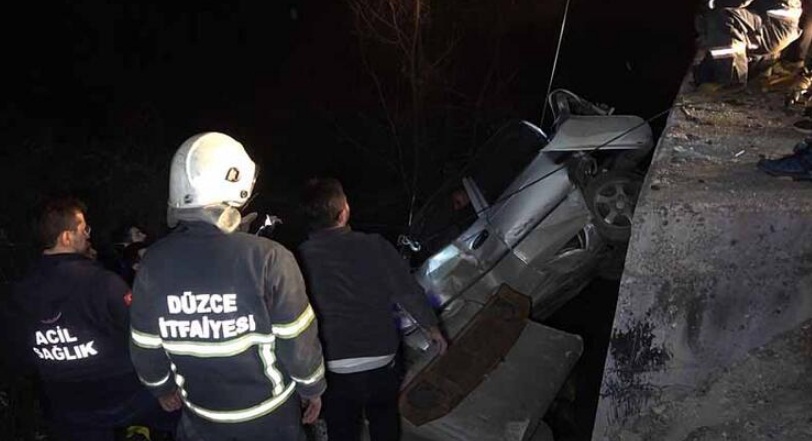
[680,106,700,123]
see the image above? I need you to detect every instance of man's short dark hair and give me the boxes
[301,178,346,231]
[37,197,86,249]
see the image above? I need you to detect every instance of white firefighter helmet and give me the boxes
[168,132,257,209]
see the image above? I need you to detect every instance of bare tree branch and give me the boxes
[343,0,524,220]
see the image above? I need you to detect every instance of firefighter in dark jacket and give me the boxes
[297,177,447,441]
[129,132,326,441]
[8,197,175,441]
[694,0,803,90]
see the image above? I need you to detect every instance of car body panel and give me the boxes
[399,92,654,441]
[543,115,653,152]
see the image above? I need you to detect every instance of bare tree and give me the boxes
[344,0,550,227]
[348,0,439,210]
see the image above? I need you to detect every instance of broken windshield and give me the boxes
[409,121,548,264]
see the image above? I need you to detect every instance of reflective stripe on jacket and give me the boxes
[129,221,325,432]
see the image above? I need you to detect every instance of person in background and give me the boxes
[116,226,148,249]
[7,197,177,441]
[693,0,803,93]
[109,225,148,285]
[119,241,148,286]
[758,0,812,89]
[297,177,447,441]
[757,136,812,178]
[765,0,812,100]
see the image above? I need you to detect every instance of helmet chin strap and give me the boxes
[215,206,242,233]
[167,205,243,234]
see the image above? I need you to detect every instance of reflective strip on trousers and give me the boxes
[709,43,747,59]
[767,8,802,20]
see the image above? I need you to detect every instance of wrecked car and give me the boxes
[396,90,654,441]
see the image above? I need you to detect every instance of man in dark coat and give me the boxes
[8,197,175,441]
[297,178,447,441]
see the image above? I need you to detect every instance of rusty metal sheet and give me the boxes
[399,284,531,426]
[402,321,583,441]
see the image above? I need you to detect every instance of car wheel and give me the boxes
[585,171,643,243]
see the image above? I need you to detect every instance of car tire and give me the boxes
[584,171,643,243]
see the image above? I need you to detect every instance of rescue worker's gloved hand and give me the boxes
[301,396,322,424]
[427,326,448,355]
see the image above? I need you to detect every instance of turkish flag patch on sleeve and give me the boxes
[124,291,133,307]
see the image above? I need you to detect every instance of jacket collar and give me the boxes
[177,220,226,235]
[308,225,351,240]
[40,252,90,263]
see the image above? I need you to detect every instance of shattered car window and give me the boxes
[409,121,547,264]
[468,122,547,203]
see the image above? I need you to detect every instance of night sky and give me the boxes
[0,0,698,257]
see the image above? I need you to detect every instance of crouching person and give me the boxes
[694,0,802,91]
[129,132,326,441]
[8,197,178,441]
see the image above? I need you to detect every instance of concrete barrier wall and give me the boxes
[592,76,812,440]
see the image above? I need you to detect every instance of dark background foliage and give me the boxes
[0,0,697,259]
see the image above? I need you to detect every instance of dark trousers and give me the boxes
[43,373,179,441]
[697,7,800,84]
[785,6,812,63]
[47,389,179,441]
[323,363,401,441]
